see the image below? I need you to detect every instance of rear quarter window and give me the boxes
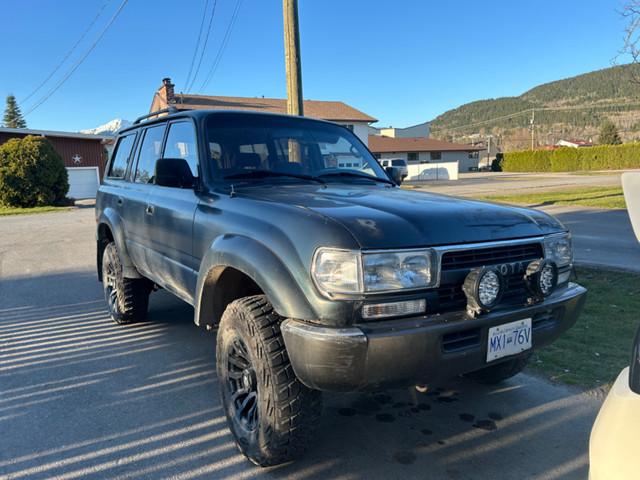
[108,133,137,179]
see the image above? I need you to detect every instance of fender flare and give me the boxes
[96,208,143,280]
[194,235,316,326]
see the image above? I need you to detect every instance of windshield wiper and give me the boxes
[317,171,395,185]
[223,170,325,184]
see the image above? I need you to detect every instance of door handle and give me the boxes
[117,196,123,205]
[145,204,154,215]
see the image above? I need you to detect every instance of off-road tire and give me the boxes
[464,353,532,384]
[102,242,150,325]
[216,295,322,467]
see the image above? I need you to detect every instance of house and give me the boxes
[368,135,482,176]
[556,139,596,148]
[150,78,377,146]
[0,127,114,199]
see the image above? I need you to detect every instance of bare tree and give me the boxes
[617,1,640,63]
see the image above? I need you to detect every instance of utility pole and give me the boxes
[283,0,303,116]
[530,109,535,150]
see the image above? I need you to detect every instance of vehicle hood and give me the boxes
[234,184,567,249]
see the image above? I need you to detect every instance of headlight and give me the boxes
[312,249,362,295]
[363,250,436,292]
[312,248,437,297]
[544,233,573,267]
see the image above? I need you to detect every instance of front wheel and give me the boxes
[102,242,150,325]
[216,295,322,466]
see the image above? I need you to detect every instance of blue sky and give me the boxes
[0,0,632,132]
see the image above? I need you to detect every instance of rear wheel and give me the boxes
[102,242,150,324]
[464,354,531,384]
[216,295,322,466]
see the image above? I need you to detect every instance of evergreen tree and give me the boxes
[2,94,27,128]
[598,121,622,145]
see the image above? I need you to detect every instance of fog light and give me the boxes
[462,267,504,317]
[362,299,426,320]
[524,258,558,303]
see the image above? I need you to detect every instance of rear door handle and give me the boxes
[117,196,123,205]
[145,204,154,215]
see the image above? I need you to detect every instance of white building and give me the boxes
[370,121,431,139]
[368,135,481,177]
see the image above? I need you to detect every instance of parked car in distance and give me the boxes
[589,171,640,480]
[380,158,408,180]
[95,108,586,467]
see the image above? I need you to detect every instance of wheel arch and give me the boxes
[96,208,143,281]
[194,235,316,327]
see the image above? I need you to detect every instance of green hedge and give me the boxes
[500,143,640,172]
[0,135,69,207]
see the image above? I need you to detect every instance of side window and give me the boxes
[134,125,166,184]
[108,133,136,178]
[164,122,199,177]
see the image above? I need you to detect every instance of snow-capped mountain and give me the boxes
[80,118,132,135]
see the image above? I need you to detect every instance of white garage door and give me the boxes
[67,167,100,199]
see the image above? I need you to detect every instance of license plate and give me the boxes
[487,318,532,362]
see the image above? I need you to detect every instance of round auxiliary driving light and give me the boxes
[524,258,558,302]
[462,266,504,316]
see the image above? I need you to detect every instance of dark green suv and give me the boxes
[96,108,586,466]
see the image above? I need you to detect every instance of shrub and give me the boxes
[0,136,69,207]
[491,153,503,171]
[501,142,640,172]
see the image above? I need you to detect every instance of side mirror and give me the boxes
[630,322,640,394]
[385,166,404,185]
[155,158,196,189]
[622,172,640,243]
[622,172,640,393]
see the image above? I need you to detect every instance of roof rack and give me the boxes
[134,106,179,125]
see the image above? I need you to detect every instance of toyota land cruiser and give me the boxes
[96,108,586,466]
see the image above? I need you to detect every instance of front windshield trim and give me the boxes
[317,170,395,185]
[223,169,326,184]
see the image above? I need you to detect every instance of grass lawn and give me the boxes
[0,205,72,216]
[528,267,640,390]
[478,186,626,209]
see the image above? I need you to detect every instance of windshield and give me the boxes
[205,113,388,183]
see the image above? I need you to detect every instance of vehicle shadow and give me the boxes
[0,273,601,480]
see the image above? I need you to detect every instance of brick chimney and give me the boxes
[158,78,176,104]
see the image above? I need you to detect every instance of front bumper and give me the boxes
[281,283,586,392]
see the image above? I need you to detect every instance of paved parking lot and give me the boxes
[0,197,608,479]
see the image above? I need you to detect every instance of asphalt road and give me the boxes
[0,204,607,480]
[537,204,640,273]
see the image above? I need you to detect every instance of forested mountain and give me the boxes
[430,64,640,151]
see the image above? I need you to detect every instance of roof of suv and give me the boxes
[119,108,337,136]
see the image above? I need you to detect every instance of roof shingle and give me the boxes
[163,94,377,123]
[368,136,480,153]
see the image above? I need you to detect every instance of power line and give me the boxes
[20,0,128,119]
[197,0,243,94]
[185,0,219,93]
[21,0,111,105]
[183,0,210,92]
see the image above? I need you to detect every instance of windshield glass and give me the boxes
[205,113,387,183]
